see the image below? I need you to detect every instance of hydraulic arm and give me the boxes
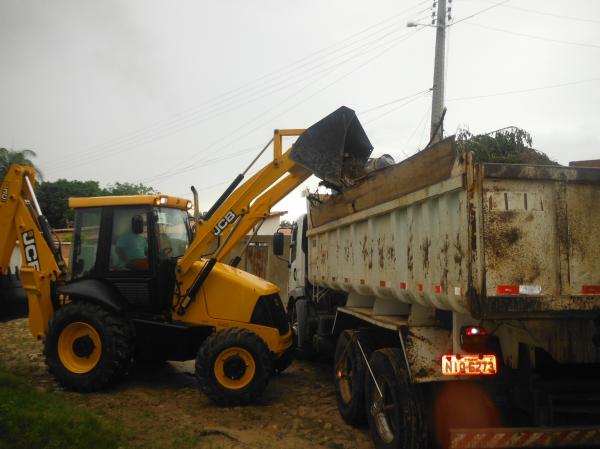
[175,106,373,314]
[0,165,64,337]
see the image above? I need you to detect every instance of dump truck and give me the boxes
[0,106,372,405]
[277,135,600,448]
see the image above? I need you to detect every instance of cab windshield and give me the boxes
[155,207,191,259]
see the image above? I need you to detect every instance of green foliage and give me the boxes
[0,148,42,181]
[36,179,103,228]
[456,126,559,165]
[36,179,158,228]
[104,182,158,196]
[0,367,122,449]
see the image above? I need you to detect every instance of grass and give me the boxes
[0,367,123,449]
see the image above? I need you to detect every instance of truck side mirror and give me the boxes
[131,215,144,234]
[272,232,284,256]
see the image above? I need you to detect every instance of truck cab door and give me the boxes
[288,215,307,300]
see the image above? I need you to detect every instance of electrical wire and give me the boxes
[447,0,510,28]
[43,1,430,175]
[457,0,600,25]
[463,22,600,49]
[447,77,600,101]
[46,19,425,177]
[358,88,432,114]
[363,93,431,125]
[140,28,425,184]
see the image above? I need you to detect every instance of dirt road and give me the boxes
[0,318,373,449]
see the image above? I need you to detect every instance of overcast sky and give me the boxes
[1,0,599,220]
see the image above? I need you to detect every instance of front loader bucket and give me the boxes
[290,106,373,188]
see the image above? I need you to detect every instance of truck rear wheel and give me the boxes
[365,348,427,449]
[195,327,271,406]
[334,329,374,425]
[44,301,133,392]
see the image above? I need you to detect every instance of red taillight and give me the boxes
[464,326,487,337]
[460,326,488,352]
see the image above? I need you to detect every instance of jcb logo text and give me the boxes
[22,230,40,270]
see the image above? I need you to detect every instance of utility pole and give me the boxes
[430,0,447,144]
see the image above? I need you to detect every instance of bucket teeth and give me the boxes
[290,106,373,189]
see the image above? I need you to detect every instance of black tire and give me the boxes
[195,327,271,406]
[44,301,134,392]
[365,348,427,449]
[272,346,294,374]
[334,329,374,426]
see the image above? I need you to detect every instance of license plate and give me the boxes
[441,354,497,376]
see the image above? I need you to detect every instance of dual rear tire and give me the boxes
[333,331,427,449]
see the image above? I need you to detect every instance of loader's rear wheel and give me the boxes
[44,301,133,392]
[196,328,271,406]
[334,329,374,426]
[365,348,427,449]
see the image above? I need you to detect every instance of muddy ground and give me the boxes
[0,318,373,449]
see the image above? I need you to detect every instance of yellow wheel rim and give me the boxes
[213,347,256,390]
[57,322,102,374]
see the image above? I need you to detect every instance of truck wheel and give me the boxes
[44,301,133,392]
[196,327,271,406]
[365,348,427,449]
[334,329,374,426]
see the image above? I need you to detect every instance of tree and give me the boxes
[456,126,559,165]
[36,179,104,228]
[0,148,42,181]
[36,179,158,228]
[102,182,157,196]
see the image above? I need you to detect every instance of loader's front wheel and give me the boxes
[44,301,133,392]
[196,328,271,406]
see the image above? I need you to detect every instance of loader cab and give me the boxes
[68,195,192,314]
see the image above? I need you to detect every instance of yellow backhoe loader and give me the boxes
[0,107,372,405]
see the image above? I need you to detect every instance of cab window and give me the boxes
[70,208,102,279]
[156,208,190,260]
[110,207,149,271]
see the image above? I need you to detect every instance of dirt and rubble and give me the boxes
[0,317,373,449]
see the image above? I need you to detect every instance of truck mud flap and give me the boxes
[450,426,600,448]
[290,106,373,188]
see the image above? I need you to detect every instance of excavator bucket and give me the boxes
[290,106,373,188]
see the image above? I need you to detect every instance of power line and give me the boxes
[140,29,425,184]
[447,77,600,101]
[464,21,600,49]
[358,88,432,114]
[47,22,422,178]
[363,93,430,125]
[458,0,600,25]
[447,0,510,28]
[44,1,430,174]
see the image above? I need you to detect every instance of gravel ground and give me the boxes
[0,317,373,449]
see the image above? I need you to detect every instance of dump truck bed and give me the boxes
[306,138,600,318]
